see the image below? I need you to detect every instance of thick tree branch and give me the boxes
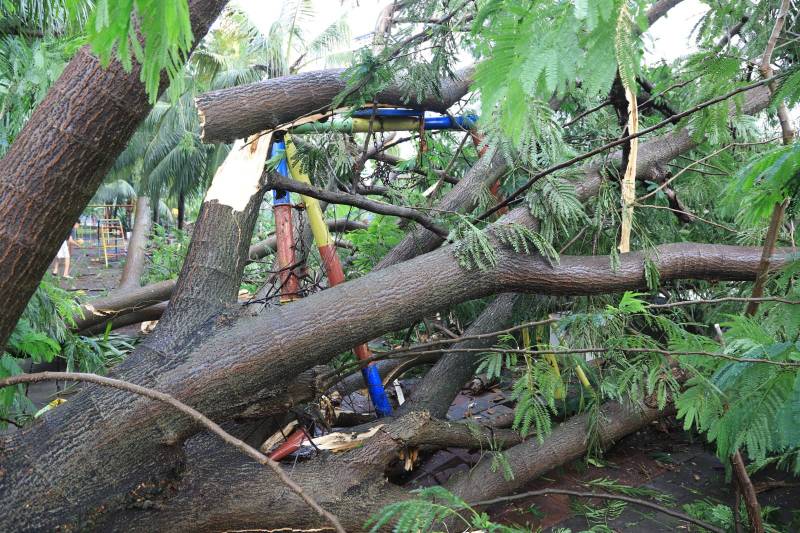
[0,372,345,533]
[196,67,474,143]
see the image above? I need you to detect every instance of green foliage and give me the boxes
[0,33,79,155]
[510,355,560,440]
[2,278,138,427]
[367,486,526,533]
[724,142,800,224]
[143,224,189,284]
[347,215,404,274]
[476,334,517,380]
[528,175,589,243]
[452,217,500,271]
[683,498,783,533]
[83,0,193,103]
[472,0,644,146]
[495,223,560,266]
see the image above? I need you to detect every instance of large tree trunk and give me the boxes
[119,196,152,289]
[0,239,784,529]
[0,0,229,351]
[195,67,475,143]
[90,402,671,531]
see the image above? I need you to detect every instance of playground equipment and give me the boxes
[289,109,478,134]
[267,109,485,459]
[271,139,301,302]
[98,218,127,267]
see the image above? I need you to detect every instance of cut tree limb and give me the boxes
[196,67,475,143]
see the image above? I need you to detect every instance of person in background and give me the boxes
[52,222,82,279]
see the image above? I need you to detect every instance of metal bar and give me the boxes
[285,134,393,417]
[271,139,301,302]
[289,112,479,134]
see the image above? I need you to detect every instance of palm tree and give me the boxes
[100,3,352,287]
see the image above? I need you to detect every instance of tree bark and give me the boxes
[447,402,673,502]
[72,279,176,332]
[196,67,475,143]
[0,240,785,530]
[119,196,152,289]
[177,190,186,230]
[78,302,167,336]
[0,0,229,352]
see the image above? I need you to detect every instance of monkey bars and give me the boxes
[267,108,484,459]
[289,109,478,134]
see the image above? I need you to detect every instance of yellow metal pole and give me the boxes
[532,324,564,400]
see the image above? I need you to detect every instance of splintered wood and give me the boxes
[618,86,639,254]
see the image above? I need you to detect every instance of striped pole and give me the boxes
[271,138,301,302]
[289,111,478,134]
[285,134,393,417]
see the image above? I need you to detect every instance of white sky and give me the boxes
[235,0,711,69]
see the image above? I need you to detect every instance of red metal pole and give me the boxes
[272,140,301,303]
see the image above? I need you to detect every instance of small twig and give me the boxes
[0,372,346,533]
[650,296,800,309]
[268,172,449,238]
[633,203,739,233]
[469,488,724,533]
[636,138,780,203]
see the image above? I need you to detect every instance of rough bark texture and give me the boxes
[72,279,176,332]
[0,240,784,530]
[119,196,152,289]
[0,0,229,351]
[196,67,474,142]
[448,402,673,502]
[146,190,267,348]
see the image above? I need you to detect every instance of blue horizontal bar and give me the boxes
[271,140,292,205]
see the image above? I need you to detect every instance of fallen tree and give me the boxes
[196,67,475,143]
[0,0,230,351]
[1,236,787,529]
[2,1,796,530]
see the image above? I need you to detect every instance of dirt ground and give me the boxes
[398,384,800,532]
